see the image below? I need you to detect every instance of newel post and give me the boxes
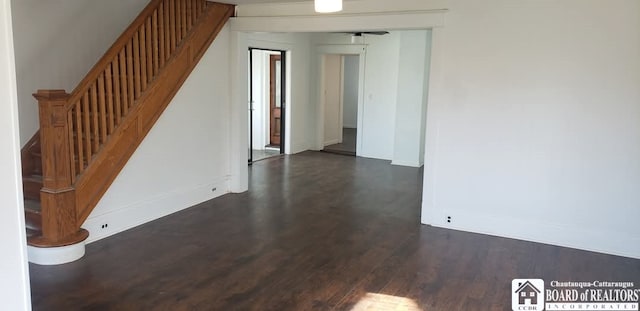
[34,89,79,244]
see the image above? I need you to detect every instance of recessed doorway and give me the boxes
[248,48,287,164]
[322,54,360,156]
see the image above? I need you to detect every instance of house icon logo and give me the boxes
[512,279,544,310]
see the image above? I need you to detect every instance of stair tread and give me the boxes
[23,175,43,182]
[26,227,42,238]
[24,199,42,232]
[24,199,41,212]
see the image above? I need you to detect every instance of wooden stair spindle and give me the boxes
[32,90,88,247]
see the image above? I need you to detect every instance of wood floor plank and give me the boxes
[29,152,640,310]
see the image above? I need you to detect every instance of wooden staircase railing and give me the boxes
[25,0,234,247]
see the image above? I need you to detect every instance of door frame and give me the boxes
[269,54,282,147]
[248,47,287,164]
[315,45,366,156]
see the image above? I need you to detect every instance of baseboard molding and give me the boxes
[391,159,423,167]
[83,178,229,244]
[422,204,640,259]
[323,139,342,147]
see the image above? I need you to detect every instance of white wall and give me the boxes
[323,54,343,146]
[392,30,431,167]
[11,0,150,145]
[423,0,640,258]
[233,0,640,258]
[0,0,31,308]
[250,50,267,150]
[313,32,430,163]
[342,55,359,129]
[84,26,232,243]
[358,33,400,160]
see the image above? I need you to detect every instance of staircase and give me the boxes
[20,0,234,248]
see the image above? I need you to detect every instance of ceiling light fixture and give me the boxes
[315,0,342,13]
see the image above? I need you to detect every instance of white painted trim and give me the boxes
[314,44,366,154]
[0,0,31,307]
[229,31,249,193]
[84,179,229,243]
[230,11,446,33]
[391,160,423,168]
[426,209,640,260]
[28,242,85,266]
[236,0,448,17]
[421,27,445,226]
[324,138,341,147]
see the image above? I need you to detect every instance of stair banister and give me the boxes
[27,0,234,248]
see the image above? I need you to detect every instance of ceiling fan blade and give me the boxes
[364,31,390,35]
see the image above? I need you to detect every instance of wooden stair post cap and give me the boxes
[33,90,70,100]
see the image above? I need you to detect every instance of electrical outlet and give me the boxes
[212,187,217,192]
[100,223,109,229]
[446,216,452,223]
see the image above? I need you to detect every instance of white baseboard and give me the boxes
[391,159,423,167]
[323,139,342,147]
[83,178,229,244]
[422,204,640,259]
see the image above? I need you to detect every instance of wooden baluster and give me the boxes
[170,0,176,54]
[133,32,142,98]
[67,109,76,182]
[126,41,135,111]
[113,55,122,125]
[153,10,160,75]
[192,0,197,25]
[105,65,115,135]
[159,2,166,67]
[166,0,173,58]
[98,74,107,144]
[186,0,192,31]
[90,83,99,151]
[196,0,202,19]
[176,0,182,42]
[181,0,187,40]
[146,18,153,82]
[118,49,127,117]
[74,102,84,174]
[139,27,148,92]
[33,90,79,243]
[82,92,92,160]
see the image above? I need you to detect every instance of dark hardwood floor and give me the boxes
[323,128,356,156]
[29,152,640,310]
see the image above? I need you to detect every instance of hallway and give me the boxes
[323,128,357,156]
[29,152,640,310]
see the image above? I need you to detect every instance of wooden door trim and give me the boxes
[269,54,281,147]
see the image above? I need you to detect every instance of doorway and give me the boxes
[322,54,360,156]
[248,48,287,164]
